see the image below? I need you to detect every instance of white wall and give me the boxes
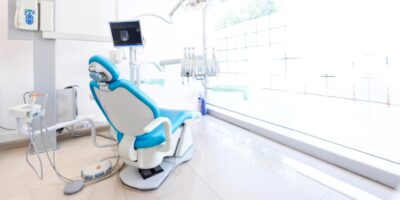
[55,40,113,117]
[0,0,204,130]
[55,0,115,36]
[0,0,34,129]
[54,0,115,118]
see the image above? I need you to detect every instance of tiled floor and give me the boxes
[0,116,396,200]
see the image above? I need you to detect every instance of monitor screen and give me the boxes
[110,20,143,47]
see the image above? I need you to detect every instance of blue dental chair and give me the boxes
[88,55,199,190]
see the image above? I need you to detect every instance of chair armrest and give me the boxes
[143,117,171,134]
[143,117,173,151]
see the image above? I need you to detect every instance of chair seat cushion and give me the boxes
[133,109,193,149]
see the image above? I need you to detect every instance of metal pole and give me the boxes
[135,48,140,87]
[115,0,119,20]
[129,47,135,83]
[129,47,140,87]
[203,3,208,98]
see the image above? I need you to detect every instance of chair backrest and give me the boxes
[88,55,160,136]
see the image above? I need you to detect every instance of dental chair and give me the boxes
[88,55,198,190]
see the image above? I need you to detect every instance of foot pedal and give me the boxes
[81,160,112,181]
[138,166,164,180]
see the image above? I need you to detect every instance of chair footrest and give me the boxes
[138,166,164,180]
[119,146,194,190]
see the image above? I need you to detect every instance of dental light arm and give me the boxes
[170,0,208,18]
[169,0,186,18]
[132,13,173,24]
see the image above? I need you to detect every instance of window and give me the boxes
[207,0,400,164]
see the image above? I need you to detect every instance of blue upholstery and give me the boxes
[88,55,193,149]
[134,109,193,149]
[159,109,193,132]
[89,55,120,83]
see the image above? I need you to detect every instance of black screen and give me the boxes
[110,21,143,47]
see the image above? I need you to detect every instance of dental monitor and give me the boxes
[110,20,143,47]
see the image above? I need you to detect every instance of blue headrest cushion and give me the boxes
[88,55,120,83]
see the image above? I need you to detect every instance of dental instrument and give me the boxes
[180,46,219,84]
[9,92,119,195]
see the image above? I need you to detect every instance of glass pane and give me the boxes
[207,0,400,164]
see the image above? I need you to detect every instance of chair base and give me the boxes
[119,145,194,191]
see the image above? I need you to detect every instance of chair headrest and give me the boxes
[88,55,120,83]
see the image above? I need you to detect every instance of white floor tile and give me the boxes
[159,179,222,200]
[124,164,202,200]
[206,160,328,200]
[0,190,38,200]
[34,175,125,200]
[321,190,352,200]
[0,147,44,199]
[0,116,395,200]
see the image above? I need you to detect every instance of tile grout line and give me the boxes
[318,189,332,200]
[187,163,226,200]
